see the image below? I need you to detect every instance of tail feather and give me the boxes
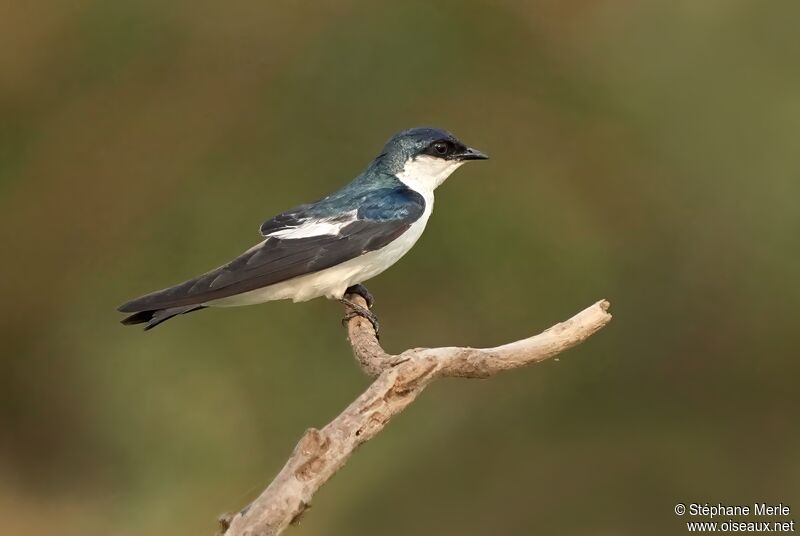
[121,305,206,330]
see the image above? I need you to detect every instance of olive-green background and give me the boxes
[2,1,798,534]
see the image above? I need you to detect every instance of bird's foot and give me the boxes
[345,284,375,309]
[340,299,380,337]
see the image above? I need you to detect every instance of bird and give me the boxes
[118,127,488,330]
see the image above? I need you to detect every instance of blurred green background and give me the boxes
[2,0,799,534]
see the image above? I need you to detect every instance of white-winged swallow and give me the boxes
[119,127,488,330]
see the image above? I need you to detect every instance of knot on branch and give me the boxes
[294,428,330,481]
[217,513,234,536]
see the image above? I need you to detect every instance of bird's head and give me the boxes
[374,127,488,193]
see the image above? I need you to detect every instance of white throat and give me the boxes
[395,155,463,201]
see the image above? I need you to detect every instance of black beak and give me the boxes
[457,146,489,161]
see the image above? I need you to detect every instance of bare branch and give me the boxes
[221,296,612,536]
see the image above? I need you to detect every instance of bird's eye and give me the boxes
[433,142,448,155]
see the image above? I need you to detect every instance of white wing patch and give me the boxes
[266,210,358,239]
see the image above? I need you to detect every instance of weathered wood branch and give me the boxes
[220,296,612,536]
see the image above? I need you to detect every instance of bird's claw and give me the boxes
[345,284,375,309]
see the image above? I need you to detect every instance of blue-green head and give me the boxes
[376,127,487,170]
[366,127,488,192]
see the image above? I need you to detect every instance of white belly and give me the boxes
[209,206,432,306]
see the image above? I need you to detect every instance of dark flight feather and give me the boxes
[121,305,207,330]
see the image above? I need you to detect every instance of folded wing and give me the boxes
[118,187,424,312]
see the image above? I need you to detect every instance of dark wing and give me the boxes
[118,187,425,312]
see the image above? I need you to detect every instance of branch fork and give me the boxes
[220,294,612,535]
